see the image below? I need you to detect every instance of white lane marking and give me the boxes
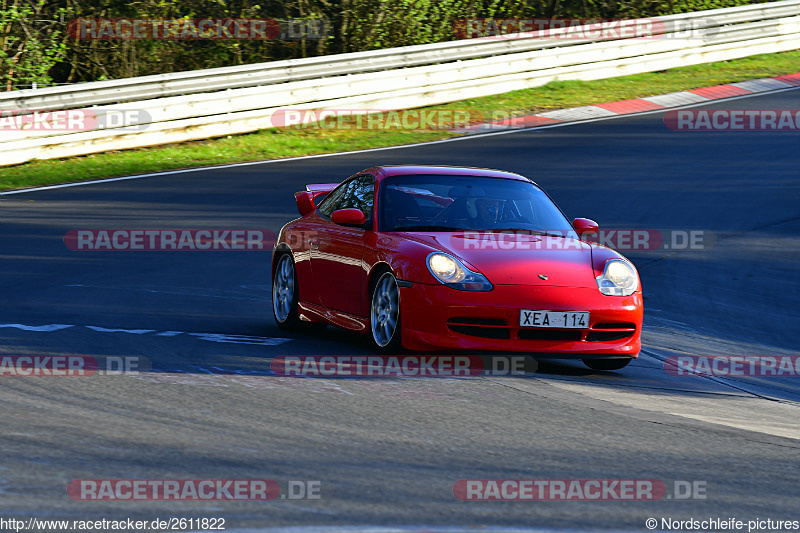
[187,332,288,346]
[642,90,710,107]
[538,105,617,120]
[732,78,794,92]
[0,321,289,346]
[86,325,156,334]
[1,85,797,197]
[0,323,73,332]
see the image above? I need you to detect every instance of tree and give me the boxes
[1,0,71,90]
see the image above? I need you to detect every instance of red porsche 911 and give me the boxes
[272,165,642,370]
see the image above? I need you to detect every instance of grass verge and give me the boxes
[1,50,798,192]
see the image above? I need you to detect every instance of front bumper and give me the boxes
[400,282,642,356]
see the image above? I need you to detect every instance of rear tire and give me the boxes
[582,357,633,371]
[272,254,300,330]
[370,272,402,351]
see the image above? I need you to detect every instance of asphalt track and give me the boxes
[0,88,798,531]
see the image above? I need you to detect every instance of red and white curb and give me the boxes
[455,72,800,133]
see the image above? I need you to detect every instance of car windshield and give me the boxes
[379,174,574,234]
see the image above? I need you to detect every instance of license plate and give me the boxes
[519,310,589,329]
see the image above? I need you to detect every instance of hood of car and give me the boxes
[398,231,598,288]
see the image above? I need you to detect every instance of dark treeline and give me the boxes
[1,0,763,89]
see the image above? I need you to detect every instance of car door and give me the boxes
[312,174,375,317]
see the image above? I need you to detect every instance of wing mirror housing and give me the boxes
[295,191,315,216]
[572,218,599,238]
[331,208,367,227]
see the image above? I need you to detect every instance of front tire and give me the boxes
[582,357,633,371]
[370,272,402,351]
[273,253,300,330]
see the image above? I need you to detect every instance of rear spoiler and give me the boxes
[295,183,338,216]
[306,183,338,194]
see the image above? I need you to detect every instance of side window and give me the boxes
[317,180,355,218]
[318,175,374,219]
[347,175,375,218]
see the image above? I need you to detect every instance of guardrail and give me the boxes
[1,0,799,167]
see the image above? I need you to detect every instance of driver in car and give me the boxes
[467,197,505,229]
[443,186,524,230]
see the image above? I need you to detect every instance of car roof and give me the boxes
[376,165,531,182]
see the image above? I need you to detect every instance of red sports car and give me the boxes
[272,165,642,370]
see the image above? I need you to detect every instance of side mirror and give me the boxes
[331,208,367,227]
[295,191,315,217]
[572,218,599,238]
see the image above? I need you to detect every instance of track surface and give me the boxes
[1,89,799,531]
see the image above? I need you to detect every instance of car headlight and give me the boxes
[596,259,638,296]
[427,252,492,291]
